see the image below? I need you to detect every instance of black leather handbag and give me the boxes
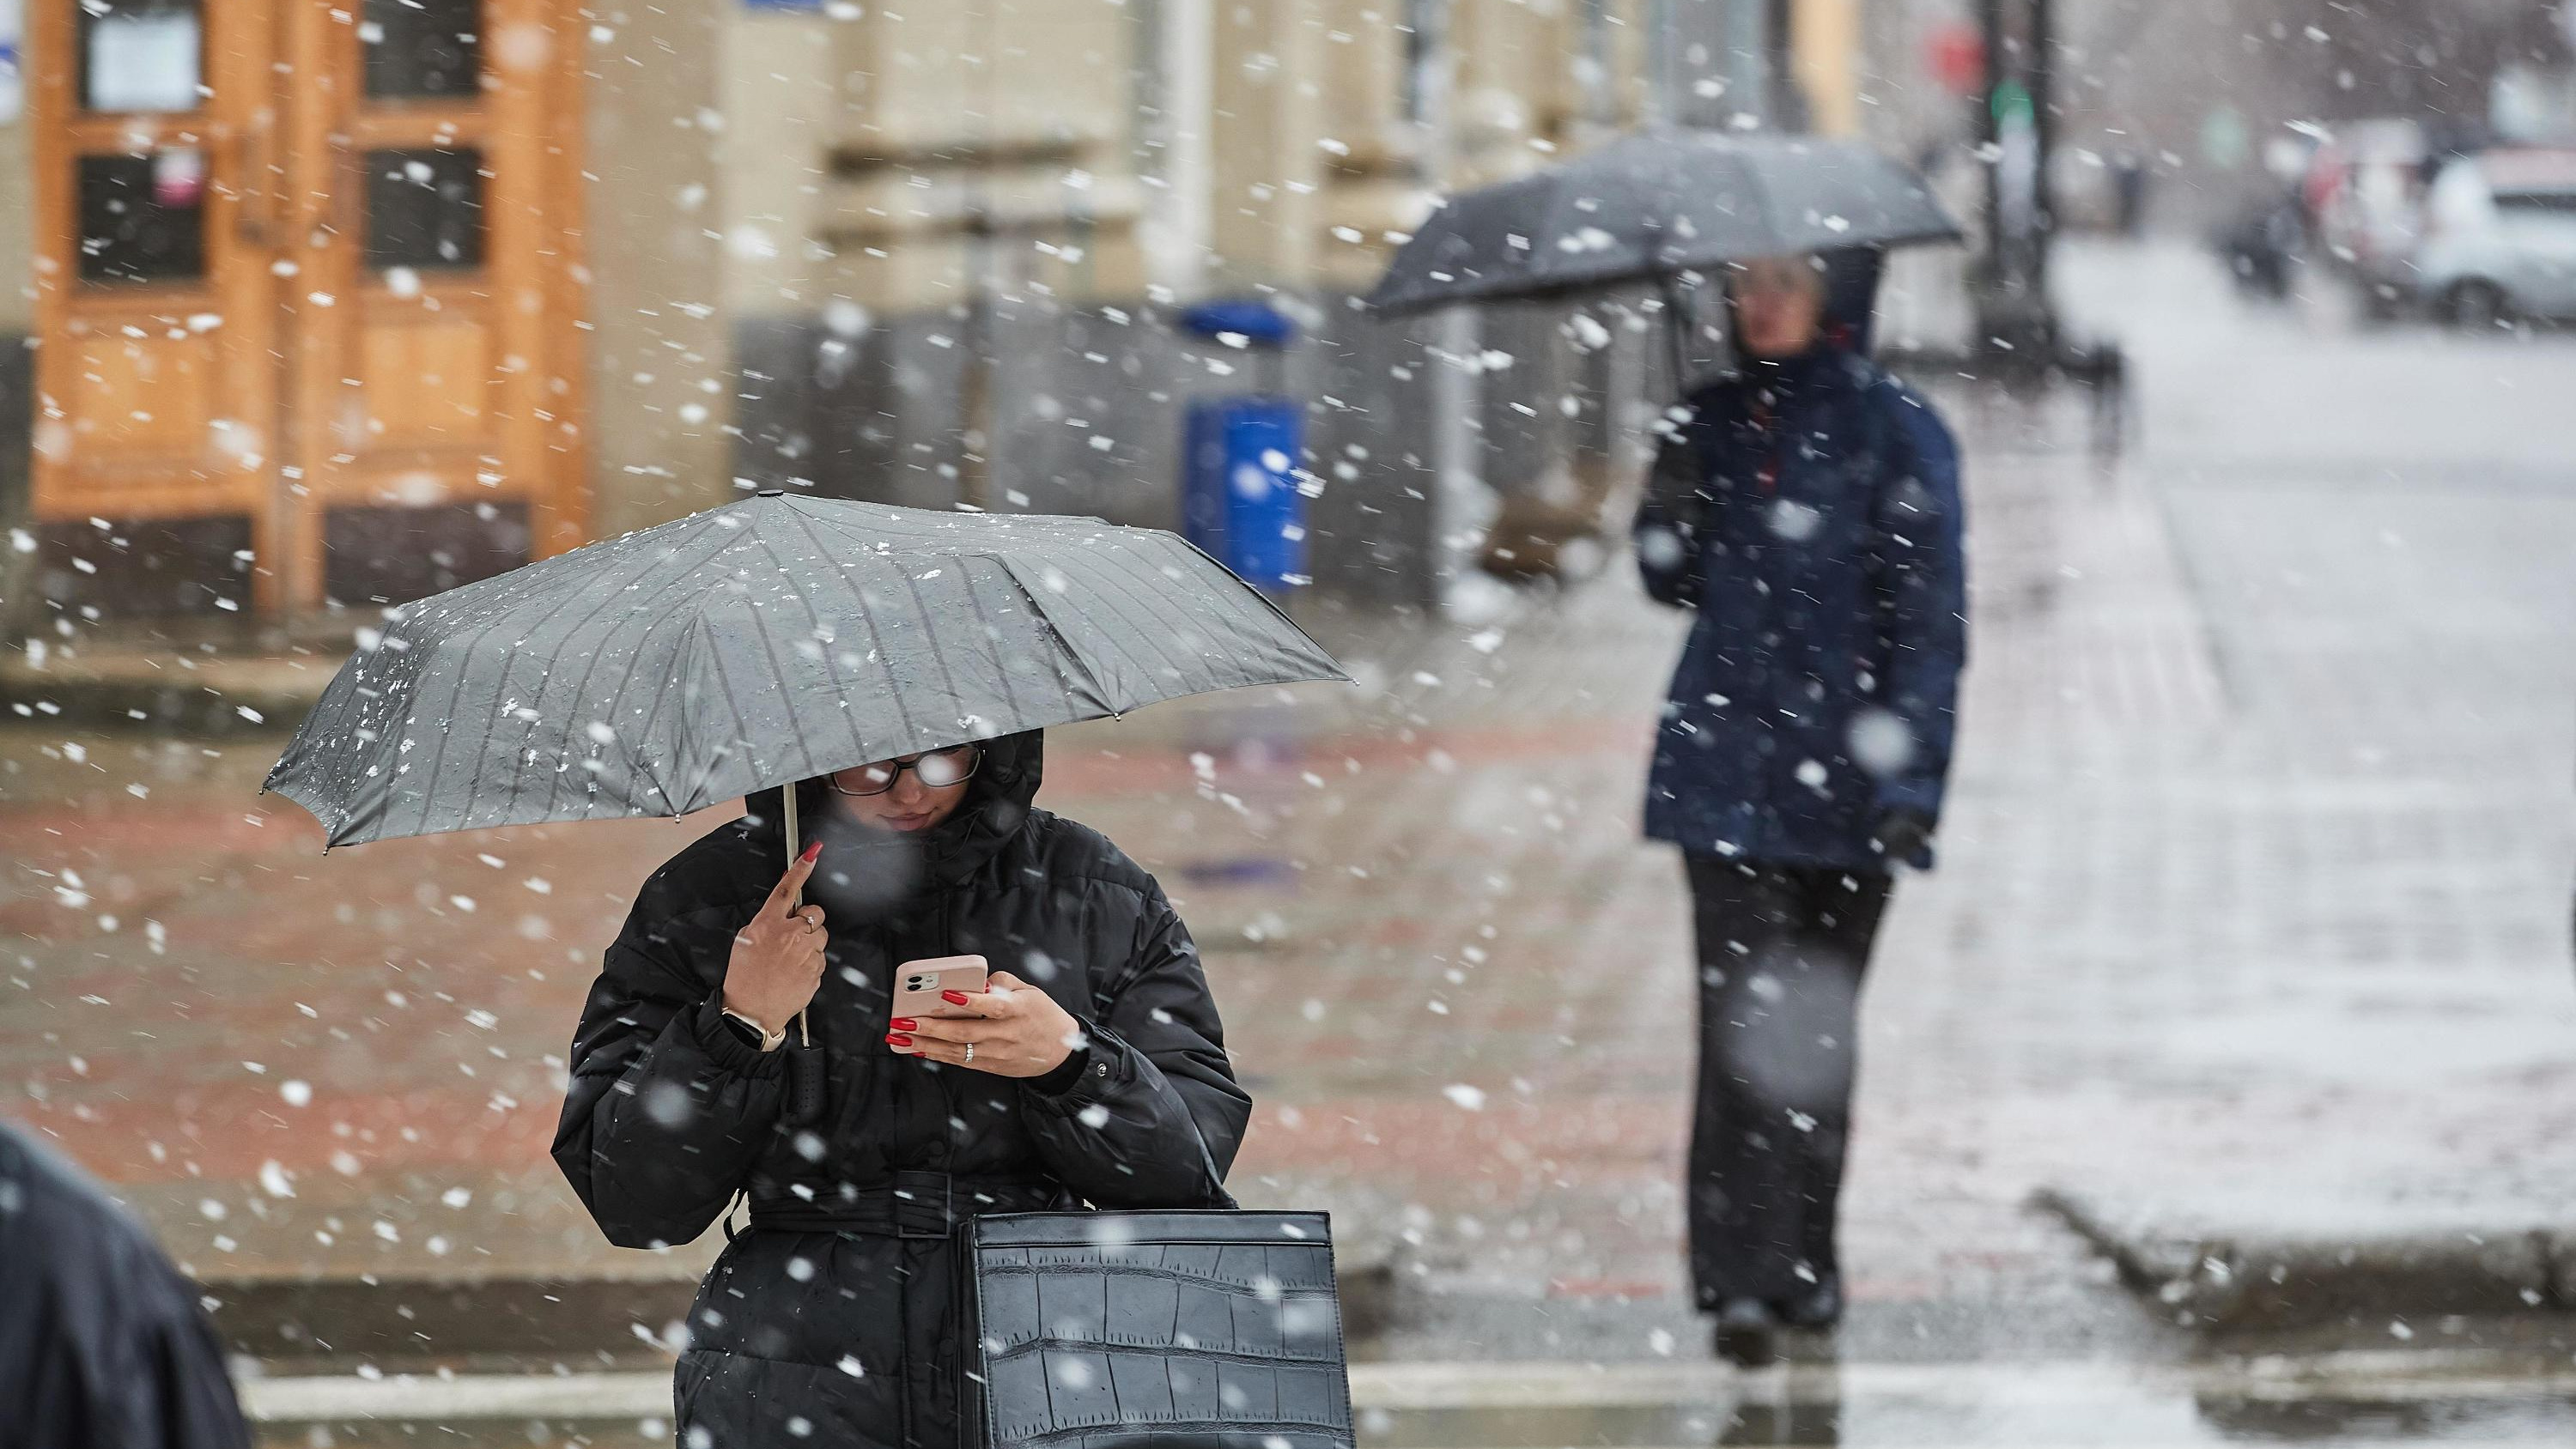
[956,1210,1356,1449]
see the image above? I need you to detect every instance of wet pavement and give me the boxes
[7,239,2576,1443]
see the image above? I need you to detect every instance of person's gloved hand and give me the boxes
[1870,809,1935,866]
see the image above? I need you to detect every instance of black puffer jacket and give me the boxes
[551,732,1249,1447]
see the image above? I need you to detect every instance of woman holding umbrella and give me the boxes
[264,497,1344,1447]
[553,734,1247,1445]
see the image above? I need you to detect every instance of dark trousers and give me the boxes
[1683,854,1893,1321]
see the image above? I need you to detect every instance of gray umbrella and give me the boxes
[1367,130,1959,315]
[264,492,1347,848]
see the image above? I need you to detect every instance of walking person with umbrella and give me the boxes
[264,497,1346,1444]
[1369,131,1966,1365]
[1634,252,1965,1363]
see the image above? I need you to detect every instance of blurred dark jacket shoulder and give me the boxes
[0,1120,252,1449]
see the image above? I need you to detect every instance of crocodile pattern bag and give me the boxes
[957,1210,1355,1449]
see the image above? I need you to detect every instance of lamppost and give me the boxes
[1943,0,2123,450]
[1972,0,2057,356]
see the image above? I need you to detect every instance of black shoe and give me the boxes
[1711,1297,1779,1366]
[1779,1282,1844,1331]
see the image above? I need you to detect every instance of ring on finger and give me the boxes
[963,1041,975,1064]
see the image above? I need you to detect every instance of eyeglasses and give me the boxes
[827,745,983,797]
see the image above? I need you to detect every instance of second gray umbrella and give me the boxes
[264,493,1347,847]
[1367,129,1959,314]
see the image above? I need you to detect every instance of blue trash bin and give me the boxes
[1182,397,1306,592]
[1178,300,1305,592]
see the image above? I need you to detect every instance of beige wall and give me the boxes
[1206,0,1327,289]
[812,2,1147,314]
[1791,0,1863,137]
[1451,0,1574,184]
[1310,0,1430,294]
[636,0,1680,313]
[581,0,736,537]
[718,12,840,319]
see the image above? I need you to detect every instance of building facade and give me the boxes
[1,0,1828,627]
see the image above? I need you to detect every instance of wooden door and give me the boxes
[27,0,588,618]
[277,0,588,611]
[28,0,287,610]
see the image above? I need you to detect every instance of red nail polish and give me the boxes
[799,840,823,863]
[889,1017,917,1033]
[885,1033,913,1046]
[941,990,970,1005]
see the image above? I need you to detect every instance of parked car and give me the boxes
[2307,120,2435,315]
[2304,118,2487,318]
[2415,149,2576,327]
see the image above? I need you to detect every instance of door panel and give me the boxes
[361,316,493,446]
[66,324,222,455]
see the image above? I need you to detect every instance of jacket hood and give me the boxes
[1817,246,1884,355]
[743,731,1045,922]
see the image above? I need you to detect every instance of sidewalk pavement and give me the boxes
[3,241,2572,1373]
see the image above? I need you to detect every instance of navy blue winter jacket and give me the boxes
[1632,348,1966,870]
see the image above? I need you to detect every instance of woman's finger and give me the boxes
[896,1016,990,1046]
[936,984,1013,1018]
[892,1034,986,1070]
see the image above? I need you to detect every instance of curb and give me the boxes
[1,649,331,737]
[205,1249,1401,1366]
[206,1272,704,1364]
[2033,1186,2576,1331]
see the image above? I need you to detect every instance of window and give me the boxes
[77,152,206,282]
[363,0,483,100]
[365,149,486,270]
[81,0,203,114]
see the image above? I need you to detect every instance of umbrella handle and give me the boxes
[780,780,822,1123]
[782,788,813,1049]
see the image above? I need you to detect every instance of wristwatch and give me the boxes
[720,1005,788,1053]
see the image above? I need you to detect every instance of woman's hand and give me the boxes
[887,971,1083,1078]
[720,842,826,1033]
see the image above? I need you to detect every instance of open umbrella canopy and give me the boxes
[263,493,1347,847]
[1367,130,1959,315]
